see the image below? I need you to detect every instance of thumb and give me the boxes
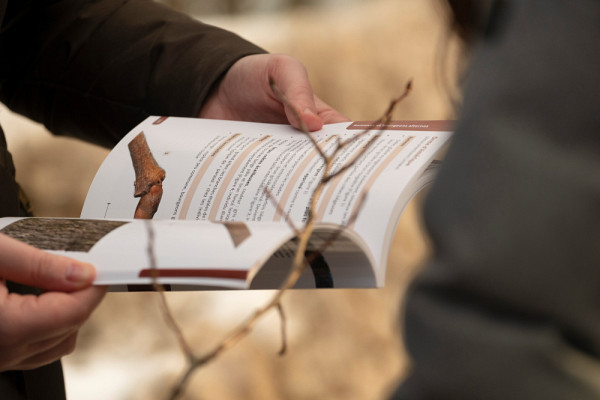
[0,234,96,292]
[268,56,323,132]
[283,88,323,132]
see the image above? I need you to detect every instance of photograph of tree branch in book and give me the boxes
[128,132,166,219]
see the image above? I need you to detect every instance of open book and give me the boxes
[0,117,452,290]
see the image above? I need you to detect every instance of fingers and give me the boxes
[0,285,107,371]
[267,55,323,131]
[4,331,78,371]
[0,217,104,372]
[7,286,107,343]
[17,332,79,371]
[314,96,352,125]
[197,53,350,131]
[0,233,96,292]
[268,55,350,131]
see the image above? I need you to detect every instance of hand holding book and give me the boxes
[0,233,105,372]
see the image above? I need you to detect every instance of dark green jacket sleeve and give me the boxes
[394,1,600,399]
[0,0,265,148]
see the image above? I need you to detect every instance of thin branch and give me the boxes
[322,135,380,184]
[264,187,301,236]
[147,77,413,400]
[268,76,327,159]
[145,220,195,360]
[277,303,288,356]
[310,191,368,259]
[339,79,412,148]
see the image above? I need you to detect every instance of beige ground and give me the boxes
[0,1,458,399]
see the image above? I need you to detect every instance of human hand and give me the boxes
[199,54,350,132]
[0,234,106,371]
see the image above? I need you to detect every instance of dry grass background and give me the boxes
[0,0,459,398]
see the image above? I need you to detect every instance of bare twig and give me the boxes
[145,221,195,360]
[145,77,413,400]
[264,187,301,236]
[277,303,287,355]
[311,192,368,258]
[268,76,327,160]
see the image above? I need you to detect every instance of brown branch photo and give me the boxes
[129,131,166,219]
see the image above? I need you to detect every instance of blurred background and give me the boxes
[0,0,460,398]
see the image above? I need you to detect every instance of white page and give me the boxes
[0,216,296,289]
[82,117,453,286]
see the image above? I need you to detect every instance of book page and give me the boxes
[0,217,296,289]
[337,121,452,284]
[82,117,452,286]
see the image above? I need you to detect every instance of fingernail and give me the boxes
[66,262,94,284]
[302,108,323,131]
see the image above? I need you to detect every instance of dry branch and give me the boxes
[144,78,413,400]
